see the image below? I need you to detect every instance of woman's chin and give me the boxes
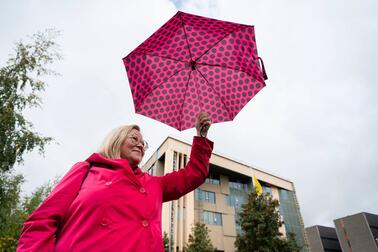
[129,157,142,167]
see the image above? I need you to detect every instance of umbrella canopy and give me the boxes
[123,11,267,131]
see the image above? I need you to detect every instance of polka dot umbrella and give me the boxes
[123,11,267,131]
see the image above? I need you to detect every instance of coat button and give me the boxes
[139,187,146,193]
[100,219,108,227]
[142,220,149,227]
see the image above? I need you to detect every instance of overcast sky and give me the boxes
[1,0,377,228]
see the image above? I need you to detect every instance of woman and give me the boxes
[17,112,213,251]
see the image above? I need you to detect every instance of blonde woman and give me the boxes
[18,112,213,251]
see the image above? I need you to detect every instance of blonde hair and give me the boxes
[98,125,140,159]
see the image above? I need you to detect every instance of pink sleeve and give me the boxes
[17,161,89,252]
[162,137,213,202]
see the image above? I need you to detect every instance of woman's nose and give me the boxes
[136,142,145,152]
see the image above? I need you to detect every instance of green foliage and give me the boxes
[0,178,56,251]
[184,222,215,252]
[0,29,61,172]
[0,172,25,251]
[163,231,169,252]
[235,191,301,252]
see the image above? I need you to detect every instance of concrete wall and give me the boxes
[306,226,324,252]
[335,213,378,252]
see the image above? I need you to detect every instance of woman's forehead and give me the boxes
[128,128,142,137]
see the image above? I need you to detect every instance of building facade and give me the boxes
[334,212,378,252]
[142,136,309,252]
[306,225,342,252]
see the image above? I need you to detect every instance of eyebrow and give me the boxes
[128,134,144,140]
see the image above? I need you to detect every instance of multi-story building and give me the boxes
[142,136,309,252]
[306,225,342,252]
[334,212,378,252]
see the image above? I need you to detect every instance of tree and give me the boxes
[0,179,56,251]
[0,172,24,249]
[163,231,169,252]
[184,222,215,252]
[0,29,61,172]
[234,191,301,252]
[0,29,61,251]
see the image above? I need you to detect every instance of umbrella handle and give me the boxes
[200,124,207,138]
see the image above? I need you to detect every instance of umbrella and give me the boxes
[123,11,267,131]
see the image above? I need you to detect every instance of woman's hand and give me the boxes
[195,111,212,137]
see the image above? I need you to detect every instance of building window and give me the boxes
[202,211,222,226]
[147,166,154,175]
[278,189,305,250]
[205,172,220,185]
[279,189,289,200]
[195,189,216,204]
[229,178,250,192]
[226,195,233,206]
[177,207,186,220]
[173,151,177,171]
[226,194,246,207]
[262,185,272,195]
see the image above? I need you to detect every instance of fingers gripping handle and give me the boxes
[200,124,207,137]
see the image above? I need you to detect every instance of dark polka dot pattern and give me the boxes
[123,11,267,131]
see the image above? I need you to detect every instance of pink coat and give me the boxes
[17,137,213,251]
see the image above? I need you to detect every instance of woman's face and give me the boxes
[120,129,145,168]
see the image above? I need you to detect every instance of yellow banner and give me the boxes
[253,176,263,196]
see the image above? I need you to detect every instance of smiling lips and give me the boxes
[132,149,143,155]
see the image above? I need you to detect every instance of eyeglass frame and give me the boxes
[127,135,149,151]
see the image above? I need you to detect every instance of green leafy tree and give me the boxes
[0,29,61,251]
[184,222,215,252]
[0,172,24,250]
[0,29,61,172]
[0,179,56,251]
[235,191,301,252]
[163,231,169,252]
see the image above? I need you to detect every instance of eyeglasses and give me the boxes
[127,135,149,151]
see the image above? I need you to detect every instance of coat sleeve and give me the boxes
[161,137,213,202]
[17,161,89,252]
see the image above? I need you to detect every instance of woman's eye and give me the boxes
[132,137,138,142]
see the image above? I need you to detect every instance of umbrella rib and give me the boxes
[194,26,247,62]
[179,70,193,130]
[197,62,255,78]
[196,68,233,120]
[141,52,187,64]
[136,67,187,111]
[179,12,194,61]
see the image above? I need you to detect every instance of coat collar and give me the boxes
[86,153,143,185]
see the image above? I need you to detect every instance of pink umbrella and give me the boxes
[123,11,267,131]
